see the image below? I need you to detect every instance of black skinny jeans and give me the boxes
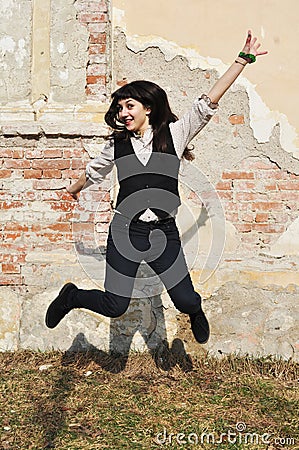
[72,214,201,317]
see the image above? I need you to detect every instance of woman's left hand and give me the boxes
[241,29,268,58]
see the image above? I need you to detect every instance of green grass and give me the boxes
[0,350,298,449]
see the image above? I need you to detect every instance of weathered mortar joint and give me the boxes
[0,122,109,138]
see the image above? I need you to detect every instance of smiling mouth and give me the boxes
[124,119,133,126]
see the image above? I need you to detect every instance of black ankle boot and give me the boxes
[45,283,78,329]
[189,306,210,344]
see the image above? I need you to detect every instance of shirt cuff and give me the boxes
[195,97,218,121]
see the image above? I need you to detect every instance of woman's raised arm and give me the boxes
[207,30,268,105]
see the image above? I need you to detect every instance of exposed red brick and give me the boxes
[95,222,109,232]
[244,160,279,170]
[48,201,74,212]
[5,223,29,232]
[5,159,31,169]
[78,12,107,23]
[33,179,66,190]
[86,75,106,85]
[216,181,232,190]
[87,63,107,75]
[0,274,22,285]
[71,159,86,170]
[0,201,25,210]
[87,23,107,33]
[222,171,254,180]
[1,149,13,157]
[63,149,86,158]
[25,149,43,159]
[43,149,63,158]
[95,212,111,222]
[31,224,42,232]
[252,223,285,233]
[218,191,233,200]
[225,212,238,222]
[42,169,62,178]
[2,263,21,274]
[235,223,252,233]
[116,79,128,87]
[24,169,42,179]
[46,223,72,232]
[89,32,107,44]
[279,191,299,200]
[88,44,106,55]
[255,213,269,223]
[85,85,106,99]
[72,222,95,233]
[229,115,244,125]
[264,183,277,191]
[12,149,24,158]
[0,169,12,178]
[278,181,299,190]
[32,160,70,170]
[235,192,256,201]
[0,253,26,264]
[4,232,22,241]
[233,181,255,190]
[256,170,285,180]
[239,211,255,222]
[62,169,83,179]
[253,201,284,211]
[39,233,67,243]
[271,213,289,223]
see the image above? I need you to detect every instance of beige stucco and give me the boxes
[31,0,51,105]
[113,0,299,148]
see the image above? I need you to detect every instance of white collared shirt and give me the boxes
[86,97,217,221]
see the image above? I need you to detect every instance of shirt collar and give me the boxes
[133,125,153,140]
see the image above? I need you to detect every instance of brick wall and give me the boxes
[1,4,298,357]
[0,135,111,287]
[75,0,110,101]
[0,0,112,287]
[216,156,299,249]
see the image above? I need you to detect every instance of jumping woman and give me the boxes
[46,31,267,344]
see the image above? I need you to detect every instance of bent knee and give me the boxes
[171,295,201,315]
[107,295,130,318]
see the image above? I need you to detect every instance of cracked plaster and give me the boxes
[113,6,299,159]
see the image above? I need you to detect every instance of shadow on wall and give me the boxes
[69,204,213,360]
[67,332,193,373]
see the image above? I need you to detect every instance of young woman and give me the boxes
[46,31,267,344]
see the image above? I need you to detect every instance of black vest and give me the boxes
[114,128,181,220]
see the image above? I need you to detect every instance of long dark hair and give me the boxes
[104,80,194,161]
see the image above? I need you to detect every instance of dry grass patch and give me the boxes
[0,349,298,449]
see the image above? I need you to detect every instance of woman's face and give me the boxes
[117,98,151,134]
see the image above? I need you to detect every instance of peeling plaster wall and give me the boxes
[111,30,299,360]
[0,0,32,103]
[51,0,89,103]
[0,0,110,119]
[0,1,298,360]
[113,0,299,151]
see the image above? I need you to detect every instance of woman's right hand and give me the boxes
[66,185,79,200]
[65,172,87,200]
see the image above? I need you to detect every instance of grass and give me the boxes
[0,346,298,449]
